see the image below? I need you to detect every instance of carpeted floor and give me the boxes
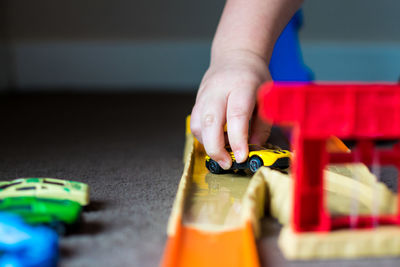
[0,92,399,267]
[0,92,193,267]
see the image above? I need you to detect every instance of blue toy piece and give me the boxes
[0,213,58,267]
[269,10,313,82]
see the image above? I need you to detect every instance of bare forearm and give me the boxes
[211,0,303,64]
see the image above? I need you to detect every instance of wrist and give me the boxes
[211,45,269,64]
[209,48,270,80]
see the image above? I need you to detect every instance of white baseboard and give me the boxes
[11,40,400,91]
[303,42,400,82]
[14,41,211,91]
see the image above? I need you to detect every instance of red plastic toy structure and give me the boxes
[258,82,400,232]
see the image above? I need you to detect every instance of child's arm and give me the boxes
[191,0,303,169]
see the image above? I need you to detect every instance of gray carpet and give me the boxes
[0,92,398,267]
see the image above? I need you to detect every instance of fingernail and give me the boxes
[235,150,246,163]
[218,160,231,170]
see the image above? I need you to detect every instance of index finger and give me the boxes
[226,89,256,163]
[201,100,232,170]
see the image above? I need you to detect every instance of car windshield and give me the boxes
[0,182,22,190]
[39,198,69,205]
[248,144,267,151]
[43,180,64,186]
[225,144,280,152]
[16,186,36,191]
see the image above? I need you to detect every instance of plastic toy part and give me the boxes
[162,116,357,264]
[258,82,400,233]
[205,144,291,174]
[0,213,59,267]
[279,225,400,260]
[248,164,399,259]
[163,220,260,267]
[261,164,397,227]
[0,197,82,234]
[258,82,400,139]
[161,120,264,267]
[269,10,313,82]
[0,178,90,206]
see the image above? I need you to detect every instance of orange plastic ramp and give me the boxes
[162,116,261,266]
[162,218,259,267]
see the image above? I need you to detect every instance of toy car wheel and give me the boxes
[207,159,224,174]
[249,156,263,173]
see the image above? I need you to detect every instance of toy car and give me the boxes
[0,212,58,267]
[0,197,82,235]
[0,177,89,205]
[205,144,291,174]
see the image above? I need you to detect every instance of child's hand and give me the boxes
[190,49,271,169]
[190,0,302,169]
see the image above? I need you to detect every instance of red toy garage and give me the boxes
[258,82,400,232]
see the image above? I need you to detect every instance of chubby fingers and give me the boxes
[190,104,203,144]
[226,89,256,163]
[191,96,232,170]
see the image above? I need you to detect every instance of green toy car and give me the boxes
[0,178,89,206]
[0,197,82,234]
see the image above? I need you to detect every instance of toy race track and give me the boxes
[160,119,370,266]
[162,82,400,266]
[161,119,263,267]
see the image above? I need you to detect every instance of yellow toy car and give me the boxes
[205,144,291,174]
[0,178,89,206]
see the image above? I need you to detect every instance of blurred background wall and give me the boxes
[1,0,400,91]
[0,0,10,90]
